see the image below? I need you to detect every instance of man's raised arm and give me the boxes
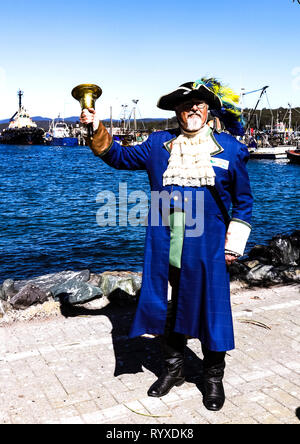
[80,108,151,170]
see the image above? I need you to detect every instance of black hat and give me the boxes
[157,81,222,111]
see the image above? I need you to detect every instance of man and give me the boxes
[80,78,253,411]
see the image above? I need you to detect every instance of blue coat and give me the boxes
[99,128,253,351]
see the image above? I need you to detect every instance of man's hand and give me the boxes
[80,108,100,132]
[225,254,238,267]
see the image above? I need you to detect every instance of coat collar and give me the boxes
[163,128,224,156]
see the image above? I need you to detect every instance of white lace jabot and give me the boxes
[163,125,217,187]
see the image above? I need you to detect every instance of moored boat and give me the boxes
[45,117,78,146]
[287,149,300,164]
[249,145,292,159]
[0,90,45,145]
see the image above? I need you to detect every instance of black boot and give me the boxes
[202,345,226,411]
[148,267,185,397]
[148,332,186,397]
[203,361,226,411]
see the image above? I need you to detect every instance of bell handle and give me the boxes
[87,122,94,139]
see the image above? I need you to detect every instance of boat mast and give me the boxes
[18,89,23,111]
[121,104,128,131]
[133,100,138,132]
[110,106,113,136]
[243,86,269,131]
[288,103,292,141]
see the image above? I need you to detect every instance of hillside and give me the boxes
[1,107,300,132]
[0,117,171,132]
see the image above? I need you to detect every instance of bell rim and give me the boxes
[71,84,102,100]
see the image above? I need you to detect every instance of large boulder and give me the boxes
[247,244,281,265]
[245,264,284,286]
[99,271,142,303]
[50,279,103,305]
[268,231,300,266]
[10,284,49,310]
[14,270,91,295]
[1,279,17,302]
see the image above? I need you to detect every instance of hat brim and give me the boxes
[157,83,222,111]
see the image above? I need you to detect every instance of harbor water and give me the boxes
[0,144,299,283]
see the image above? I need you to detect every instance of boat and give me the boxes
[248,132,297,159]
[287,148,300,164]
[45,116,78,146]
[241,86,299,160]
[249,146,291,159]
[111,101,149,146]
[0,90,45,145]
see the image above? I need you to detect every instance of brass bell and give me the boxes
[71,83,102,139]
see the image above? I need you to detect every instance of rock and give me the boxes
[50,280,103,305]
[247,232,300,267]
[14,270,90,295]
[281,266,300,283]
[99,271,142,303]
[49,270,142,306]
[228,262,249,281]
[234,231,300,287]
[0,299,10,318]
[247,245,281,266]
[269,232,300,266]
[245,264,284,286]
[84,296,110,310]
[88,273,102,287]
[1,279,17,301]
[242,259,260,269]
[10,284,49,310]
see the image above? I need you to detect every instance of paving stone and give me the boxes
[81,410,105,424]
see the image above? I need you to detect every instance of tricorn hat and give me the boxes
[157,78,245,136]
[157,80,223,111]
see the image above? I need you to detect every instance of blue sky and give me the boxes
[0,0,299,120]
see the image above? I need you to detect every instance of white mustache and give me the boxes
[187,112,202,118]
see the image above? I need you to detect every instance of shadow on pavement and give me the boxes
[58,299,205,394]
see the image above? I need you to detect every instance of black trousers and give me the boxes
[166,265,226,368]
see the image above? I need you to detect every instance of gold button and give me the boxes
[184,197,188,202]
[174,195,179,201]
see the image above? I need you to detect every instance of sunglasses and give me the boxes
[176,101,208,111]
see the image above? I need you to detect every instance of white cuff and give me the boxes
[93,118,100,132]
[225,218,251,256]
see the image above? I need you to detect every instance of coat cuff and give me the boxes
[87,121,113,157]
[225,218,251,256]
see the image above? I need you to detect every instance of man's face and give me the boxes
[175,99,208,132]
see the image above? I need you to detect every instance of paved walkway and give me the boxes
[1,283,300,425]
